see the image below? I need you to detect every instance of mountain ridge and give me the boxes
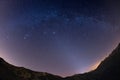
[0,43,120,80]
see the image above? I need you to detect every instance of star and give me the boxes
[24,36,27,40]
[43,31,47,35]
[23,34,30,40]
[52,31,56,35]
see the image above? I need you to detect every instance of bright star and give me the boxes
[52,31,56,35]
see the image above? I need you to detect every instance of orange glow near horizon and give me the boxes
[89,54,109,71]
[90,62,101,70]
[89,43,119,71]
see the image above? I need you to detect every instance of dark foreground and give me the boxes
[0,43,120,80]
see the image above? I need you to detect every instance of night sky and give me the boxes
[0,0,120,76]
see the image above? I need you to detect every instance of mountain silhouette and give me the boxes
[0,57,62,80]
[65,43,120,80]
[0,43,120,80]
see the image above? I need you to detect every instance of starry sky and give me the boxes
[0,0,120,77]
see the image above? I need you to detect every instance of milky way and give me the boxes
[0,0,120,76]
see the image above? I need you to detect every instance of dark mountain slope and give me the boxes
[0,43,120,80]
[65,43,120,80]
[93,43,120,80]
[0,57,62,80]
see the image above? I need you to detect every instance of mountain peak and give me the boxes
[117,43,120,49]
[0,57,5,62]
[0,57,8,66]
